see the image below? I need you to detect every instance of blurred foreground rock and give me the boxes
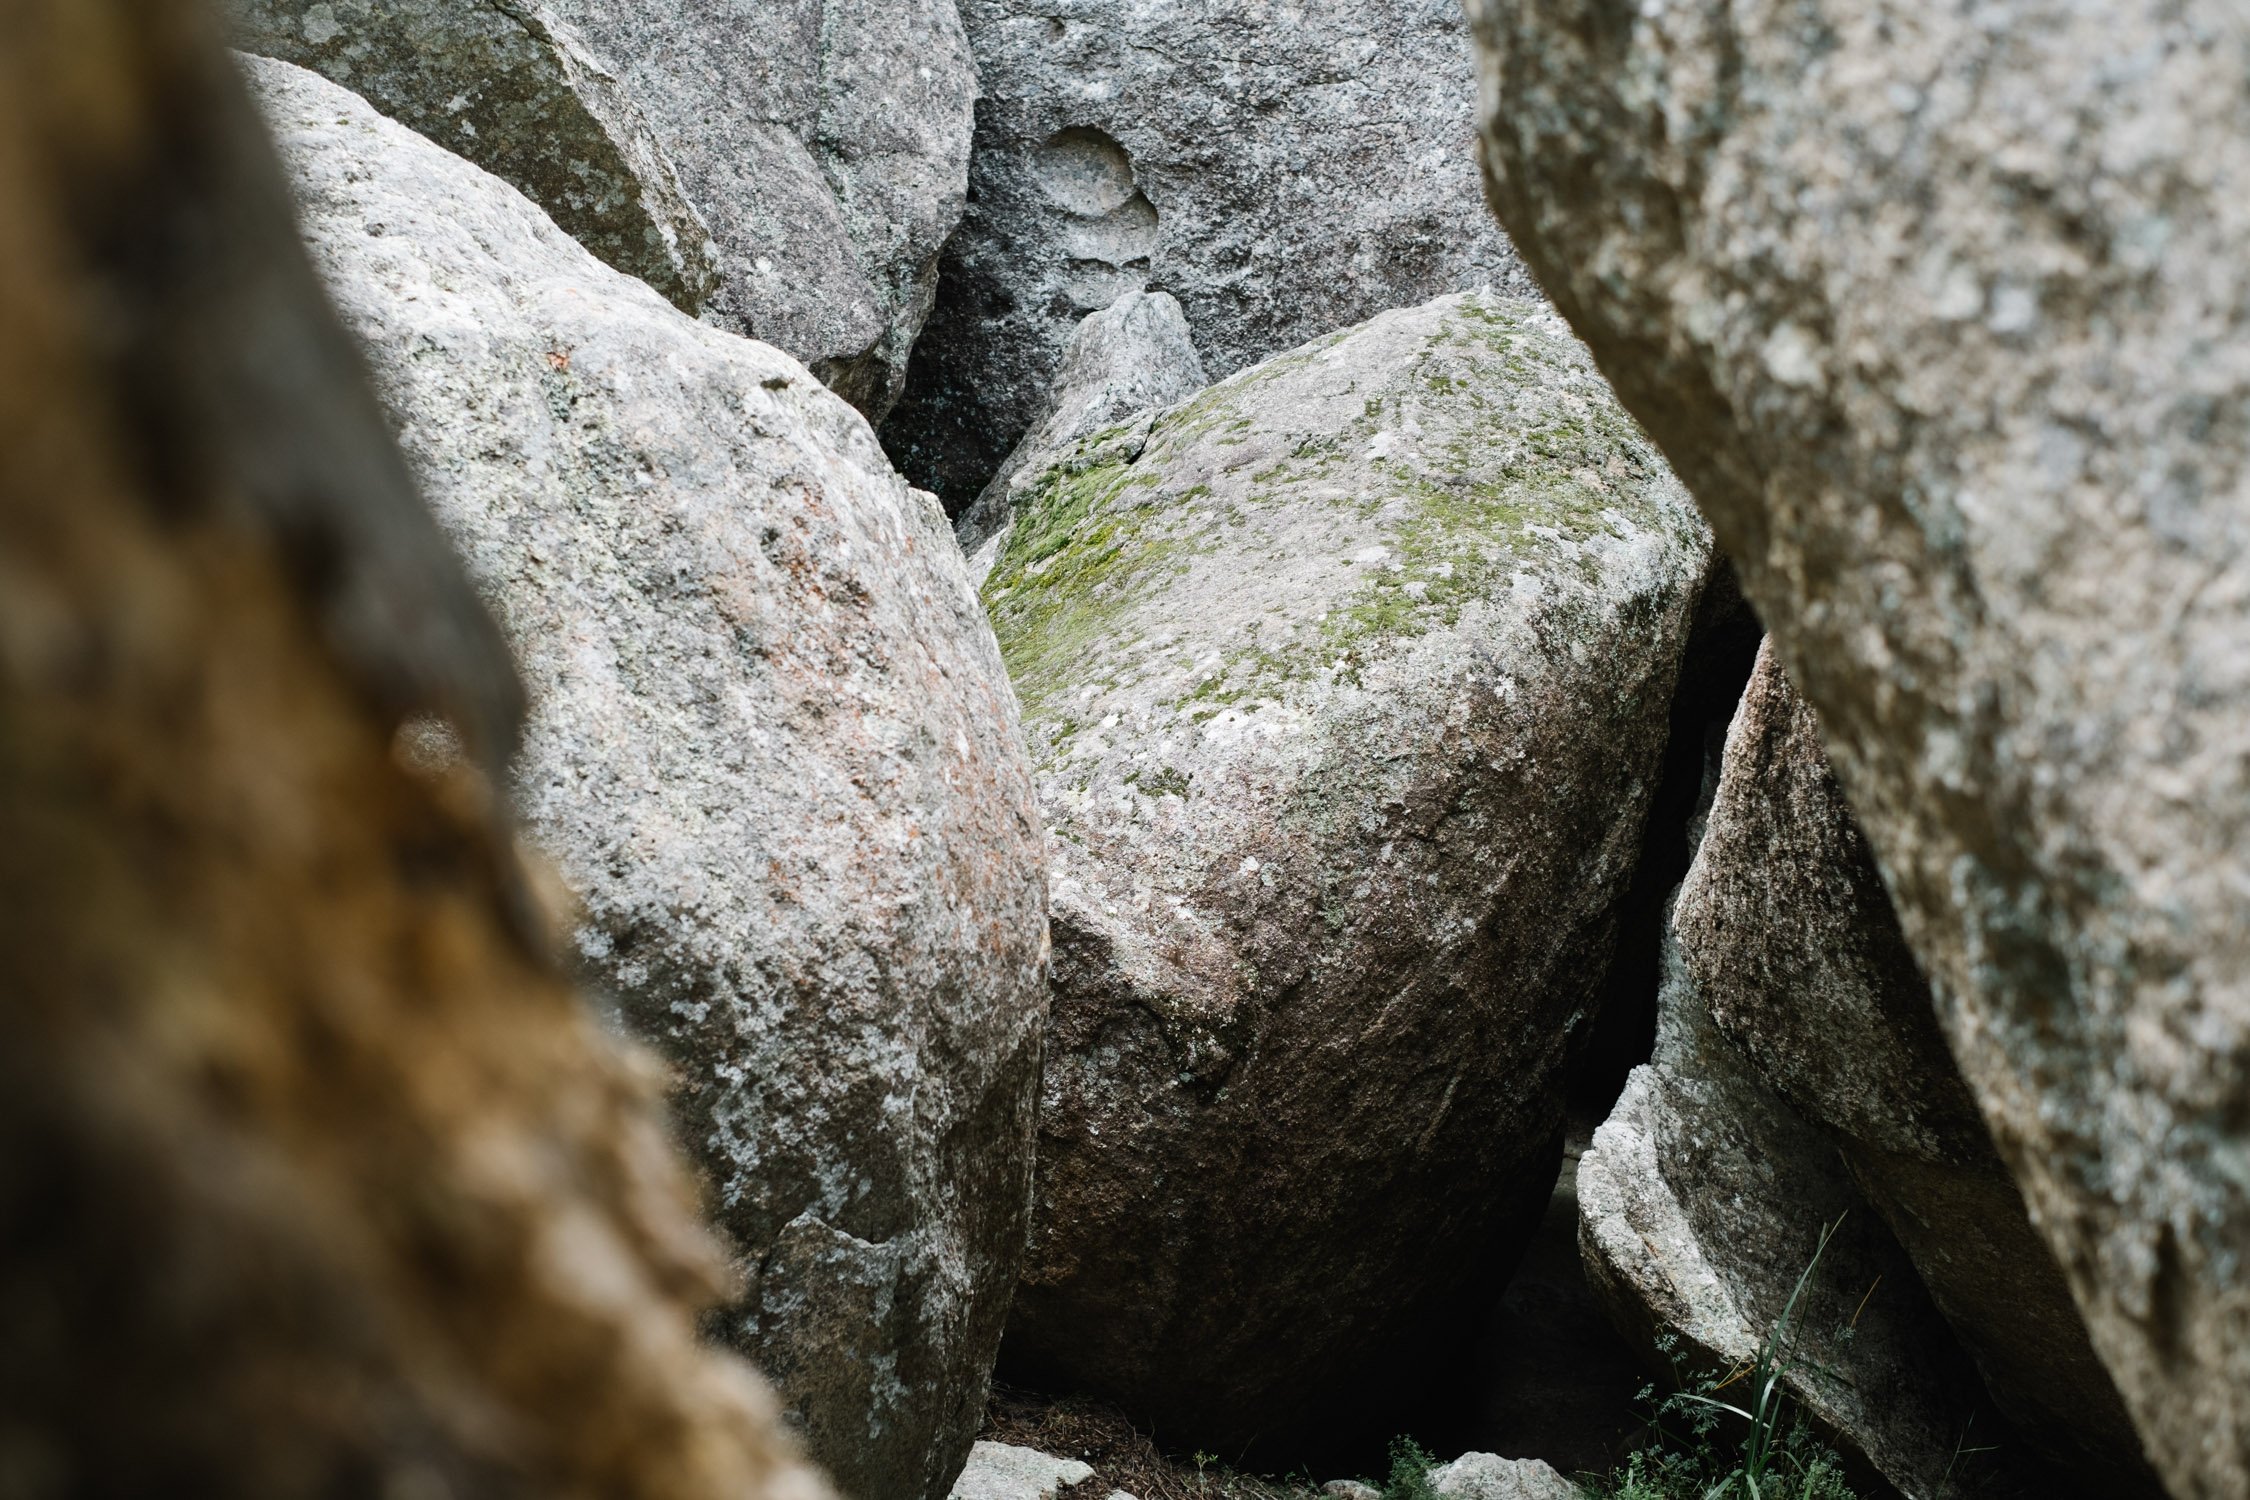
[986,290,1712,1453]
[1468,2,2250,1492]
[255,56,1047,1500]
[0,7,826,1497]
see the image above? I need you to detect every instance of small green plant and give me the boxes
[1379,1437,1441,1500]
[1590,1220,1860,1500]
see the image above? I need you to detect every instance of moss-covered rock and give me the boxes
[986,291,1715,1453]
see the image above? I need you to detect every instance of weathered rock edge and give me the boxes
[232,0,977,422]
[1679,643,2160,1496]
[539,0,977,419]
[1467,4,2250,1493]
[230,0,718,313]
[1579,938,2033,1500]
[254,55,1047,1500]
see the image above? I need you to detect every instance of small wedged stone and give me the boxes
[947,1442,1094,1500]
[986,290,1713,1452]
[254,57,1046,1500]
[1427,1453,1580,1500]
[958,289,1209,579]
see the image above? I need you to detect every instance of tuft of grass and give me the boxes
[1379,1437,1443,1500]
[1586,1220,1862,1500]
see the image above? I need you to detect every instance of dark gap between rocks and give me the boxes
[1421,563,1763,1480]
[1570,564,1764,1124]
[1456,1127,1646,1481]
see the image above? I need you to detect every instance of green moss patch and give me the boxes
[982,293,1689,736]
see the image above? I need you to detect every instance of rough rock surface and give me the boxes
[0,8,826,1498]
[987,291,1712,1451]
[958,289,1209,575]
[1579,943,2044,1500]
[228,0,718,313]
[1679,643,2160,1496]
[542,0,976,416]
[255,57,1047,1500]
[1428,1453,1580,1500]
[882,0,1533,508]
[231,0,974,418]
[948,1442,1094,1500]
[1466,3,2250,1493]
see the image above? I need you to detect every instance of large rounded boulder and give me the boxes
[983,290,1713,1452]
[254,57,1048,1500]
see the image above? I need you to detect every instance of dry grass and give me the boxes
[981,1384,1325,1500]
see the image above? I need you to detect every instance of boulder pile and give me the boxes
[11,3,2240,1499]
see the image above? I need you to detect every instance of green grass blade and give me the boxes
[1673,1394,1756,1423]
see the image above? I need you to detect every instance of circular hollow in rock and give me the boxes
[1034,126,1142,218]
